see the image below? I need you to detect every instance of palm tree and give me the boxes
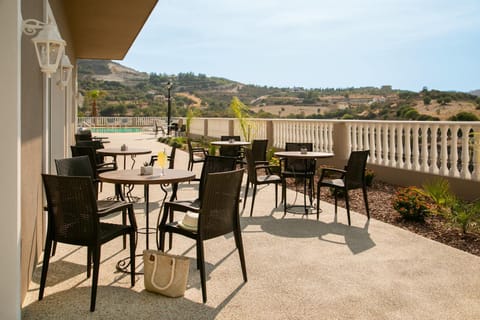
[87,89,106,117]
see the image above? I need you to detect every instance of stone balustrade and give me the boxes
[78,116,480,199]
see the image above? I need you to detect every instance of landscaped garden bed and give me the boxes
[317,179,480,257]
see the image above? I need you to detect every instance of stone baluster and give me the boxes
[430,125,439,174]
[439,124,449,176]
[450,125,460,177]
[460,127,471,179]
[369,123,376,162]
[420,126,429,173]
[404,124,412,170]
[396,124,404,168]
[389,125,396,167]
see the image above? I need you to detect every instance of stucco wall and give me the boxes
[20,0,45,303]
[20,0,76,303]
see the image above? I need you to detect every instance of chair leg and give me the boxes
[334,190,338,215]
[158,228,166,251]
[129,230,136,286]
[39,238,53,301]
[316,185,321,220]
[282,179,287,216]
[90,246,101,312]
[196,243,201,270]
[87,247,92,278]
[345,189,351,226]
[197,240,207,303]
[362,186,370,219]
[243,179,250,210]
[274,183,278,207]
[122,208,127,250]
[250,184,257,217]
[51,241,57,256]
[168,209,174,250]
[234,227,248,282]
[308,177,313,205]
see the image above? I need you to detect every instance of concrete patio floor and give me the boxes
[22,132,480,319]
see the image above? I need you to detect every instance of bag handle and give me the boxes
[150,253,176,291]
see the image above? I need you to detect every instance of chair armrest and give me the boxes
[97,161,118,170]
[97,200,130,216]
[159,201,200,227]
[164,201,200,213]
[192,147,208,156]
[320,167,346,180]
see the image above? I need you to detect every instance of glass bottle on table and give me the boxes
[157,149,167,175]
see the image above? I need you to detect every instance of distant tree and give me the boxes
[86,89,107,117]
[423,96,431,105]
[449,112,479,121]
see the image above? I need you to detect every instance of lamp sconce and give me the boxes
[58,54,73,88]
[22,19,66,78]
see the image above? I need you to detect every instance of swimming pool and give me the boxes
[90,127,143,133]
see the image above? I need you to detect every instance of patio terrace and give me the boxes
[22,131,480,319]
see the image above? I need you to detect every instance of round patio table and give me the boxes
[97,147,151,169]
[99,168,195,250]
[210,140,251,147]
[274,151,334,216]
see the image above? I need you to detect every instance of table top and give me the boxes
[211,140,251,147]
[96,147,152,156]
[274,151,334,159]
[99,168,195,185]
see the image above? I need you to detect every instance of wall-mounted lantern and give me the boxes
[22,19,66,77]
[58,54,73,88]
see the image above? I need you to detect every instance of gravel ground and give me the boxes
[288,178,480,257]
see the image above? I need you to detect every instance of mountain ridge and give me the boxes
[77,59,480,121]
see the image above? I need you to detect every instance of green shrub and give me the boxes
[365,168,375,187]
[392,186,431,221]
[420,178,456,214]
[450,201,480,234]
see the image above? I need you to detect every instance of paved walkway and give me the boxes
[22,132,480,319]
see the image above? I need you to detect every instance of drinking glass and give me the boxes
[157,150,167,175]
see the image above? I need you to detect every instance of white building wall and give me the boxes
[0,0,22,318]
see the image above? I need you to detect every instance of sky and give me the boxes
[120,0,480,92]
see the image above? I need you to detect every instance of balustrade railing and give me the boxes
[78,116,165,128]
[79,117,480,182]
[347,120,480,181]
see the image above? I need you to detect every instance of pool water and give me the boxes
[90,127,143,133]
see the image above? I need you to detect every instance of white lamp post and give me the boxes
[22,19,66,77]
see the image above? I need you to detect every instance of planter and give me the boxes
[140,166,153,175]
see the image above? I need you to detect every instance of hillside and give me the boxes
[77,59,480,121]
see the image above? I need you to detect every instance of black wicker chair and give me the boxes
[158,169,246,303]
[40,174,136,312]
[239,139,268,167]
[316,150,370,225]
[243,148,282,216]
[55,156,129,248]
[250,139,268,163]
[281,143,316,215]
[71,145,117,193]
[187,138,208,173]
[159,155,237,249]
